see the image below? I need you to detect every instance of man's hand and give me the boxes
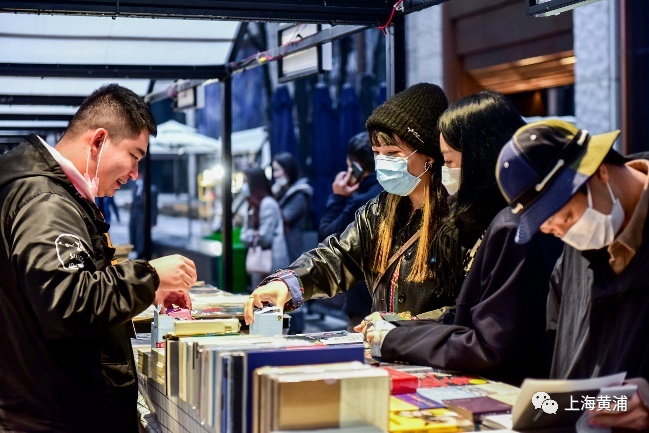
[154,289,192,310]
[332,170,361,197]
[244,280,291,325]
[149,254,197,307]
[588,393,649,430]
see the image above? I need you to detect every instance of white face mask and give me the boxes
[84,135,106,199]
[240,182,251,198]
[441,166,461,196]
[561,182,625,251]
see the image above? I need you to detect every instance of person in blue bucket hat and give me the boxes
[496,119,649,430]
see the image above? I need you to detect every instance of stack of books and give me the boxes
[161,333,367,433]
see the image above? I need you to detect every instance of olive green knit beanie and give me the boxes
[365,83,448,158]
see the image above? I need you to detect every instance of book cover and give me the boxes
[244,344,366,433]
[391,393,446,411]
[418,372,489,388]
[442,396,512,423]
[381,367,420,395]
[172,317,240,336]
[252,362,367,433]
[164,338,180,396]
[511,372,626,431]
[268,368,390,433]
[286,330,365,345]
[417,387,481,403]
[389,408,475,432]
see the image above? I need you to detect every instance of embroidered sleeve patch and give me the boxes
[55,234,91,270]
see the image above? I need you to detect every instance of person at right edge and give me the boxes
[496,119,649,429]
[0,84,197,432]
[362,91,562,385]
[244,83,457,329]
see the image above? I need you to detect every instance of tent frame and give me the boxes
[1,0,448,289]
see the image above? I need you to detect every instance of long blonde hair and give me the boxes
[370,130,448,283]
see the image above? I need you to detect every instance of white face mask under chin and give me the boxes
[84,136,106,199]
[561,182,625,251]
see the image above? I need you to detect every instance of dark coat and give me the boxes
[276,178,313,263]
[290,192,456,315]
[380,208,562,385]
[0,135,157,432]
[548,203,649,380]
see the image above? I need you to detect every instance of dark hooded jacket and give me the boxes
[380,208,562,386]
[290,192,456,315]
[547,160,649,381]
[0,135,157,432]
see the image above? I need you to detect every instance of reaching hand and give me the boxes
[244,280,291,325]
[149,254,197,306]
[332,170,361,197]
[353,311,385,333]
[154,289,192,310]
[588,393,649,430]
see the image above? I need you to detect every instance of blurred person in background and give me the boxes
[240,167,290,289]
[271,152,313,333]
[318,131,383,328]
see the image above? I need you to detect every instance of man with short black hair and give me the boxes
[0,84,197,432]
[496,119,649,430]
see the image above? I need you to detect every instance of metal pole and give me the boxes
[385,14,407,98]
[143,151,152,259]
[220,77,233,291]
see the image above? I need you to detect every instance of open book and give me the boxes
[483,372,629,432]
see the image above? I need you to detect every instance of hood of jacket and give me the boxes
[0,134,79,199]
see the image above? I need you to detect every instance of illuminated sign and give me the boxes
[527,0,602,16]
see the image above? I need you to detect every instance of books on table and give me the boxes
[253,362,390,433]
[442,396,512,423]
[481,372,629,432]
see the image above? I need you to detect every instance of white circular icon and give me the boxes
[532,391,551,409]
[541,399,559,414]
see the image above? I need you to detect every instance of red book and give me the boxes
[380,367,419,395]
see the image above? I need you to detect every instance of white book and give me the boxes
[511,372,626,431]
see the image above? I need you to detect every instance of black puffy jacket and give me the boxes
[291,192,455,315]
[0,135,157,432]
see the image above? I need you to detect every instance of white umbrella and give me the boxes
[149,120,221,155]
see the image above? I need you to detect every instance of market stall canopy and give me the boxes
[0,13,240,144]
[149,120,268,156]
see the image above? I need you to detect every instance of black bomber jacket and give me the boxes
[290,192,455,315]
[0,135,157,432]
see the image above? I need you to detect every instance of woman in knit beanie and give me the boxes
[364,91,563,385]
[244,83,455,329]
